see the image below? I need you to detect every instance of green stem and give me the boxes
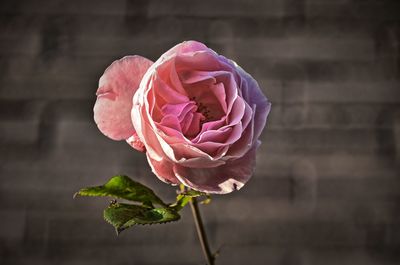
[189,197,215,265]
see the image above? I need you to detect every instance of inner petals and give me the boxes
[161,102,197,120]
[185,112,204,137]
[184,81,225,123]
[194,127,232,144]
[159,115,181,131]
[157,101,206,139]
[151,63,243,144]
[153,75,188,105]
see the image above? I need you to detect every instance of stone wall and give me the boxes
[1,0,399,264]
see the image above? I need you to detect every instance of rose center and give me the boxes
[156,70,228,140]
[189,96,214,123]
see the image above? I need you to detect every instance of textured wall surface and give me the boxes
[1,0,400,264]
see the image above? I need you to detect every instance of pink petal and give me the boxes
[194,127,232,144]
[226,96,245,125]
[236,65,271,144]
[152,74,188,104]
[146,154,180,185]
[176,51,222,72]
[153,57,187,96]
[161,102,196,122]
[184,112,204,137]
[180,70,217,84]
[178,40,209,54]
[162,40,209,58]
[226,103,254,158]
[195,117,226,136]
[94,55,153,141]
[159,115,182,131]
[169,61,187,95]
[174,141,261,194]
[132,102,166,161]
[126,132,146,152]
[193,142,229,157]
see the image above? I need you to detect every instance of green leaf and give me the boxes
[171,189,207,211]
[104,203,180,234]
[172,194,192,211]
[74,175,166,207]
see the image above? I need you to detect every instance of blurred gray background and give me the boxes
[1,0,400,264]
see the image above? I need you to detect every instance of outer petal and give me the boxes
[94,55,153,142]
[173,141,261,194]
[126,132,146,152]
[235,64,271,144]
[146,153,180,185]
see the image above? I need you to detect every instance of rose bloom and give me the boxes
[94,41,271,194]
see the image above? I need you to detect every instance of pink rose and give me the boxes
[94,41,271,194]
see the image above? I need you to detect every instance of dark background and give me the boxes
[1,0,400,264]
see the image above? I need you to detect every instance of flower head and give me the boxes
[94,41,271,194]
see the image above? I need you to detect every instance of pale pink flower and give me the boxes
[94,41,271,194]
